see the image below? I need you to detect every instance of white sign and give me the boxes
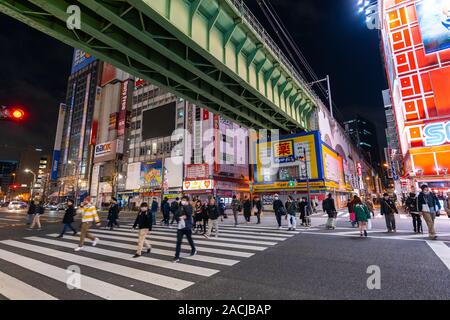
[183,179,214,191]
[95,141,113,157]
[126,162,141,190]
[423,121,450,146]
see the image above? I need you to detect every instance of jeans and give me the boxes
[162,212,170,225]
[384,213,396,231]
[288,215,297,229]
[60,223,76,235]
[175,229,196,259]
[107,219,119,229]
[244,213,251,222]
[151,211,157,225]
[411,213,422,232]
[256,213,261,224]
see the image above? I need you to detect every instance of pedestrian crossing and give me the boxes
[0,223,299,300]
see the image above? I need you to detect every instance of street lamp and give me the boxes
[24,169,36,200]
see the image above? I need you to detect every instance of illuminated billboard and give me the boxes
[416,0,450,54]
[71,49,96,74]
[141,160,163,188]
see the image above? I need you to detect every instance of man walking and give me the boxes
[170,197,180,226]
[150,197,159,226]
[132,202,152,258]
[380,193,398,232]
[418,184,440,240]
[243,195,252,223]
[230,195,241,226]
[272,194,285,229]
[57,199,77,238]
[299,197,309,226]
[173,196,196,262]
[285,196,297,231]
[405,192,422,233]
[204,197,220,238]
[75,196,100,251]
[323,193,337,230]
[161,197,171,226]
[253,195,262,224]
[106,197,120,230]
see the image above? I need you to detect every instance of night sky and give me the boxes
[0,0,387,159]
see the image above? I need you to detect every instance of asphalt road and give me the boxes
[0,208,449,300]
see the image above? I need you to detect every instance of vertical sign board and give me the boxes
[78,73,91,161]
[63,83,76,164]
[118,80,130,137]
[213,115,220,173]
[51,103,66,181]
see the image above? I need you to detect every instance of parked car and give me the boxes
[0,201,9,208]
[47,203,66,211]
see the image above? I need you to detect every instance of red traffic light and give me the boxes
[9,184,19,190]
[10,108,25,120]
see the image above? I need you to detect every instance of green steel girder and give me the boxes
[0,0,318,132]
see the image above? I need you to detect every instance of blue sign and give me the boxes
[416,0,450,54]
[51,150,60,181]
[71,49,96,74]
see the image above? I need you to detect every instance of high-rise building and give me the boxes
[344,115,380,164]
[379,0,450,192]
[0,160,17,199]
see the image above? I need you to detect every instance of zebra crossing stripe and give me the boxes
[0,248,155,300]
[26,237,219,277]
[207,227,295,237]
[48,234,240,266]
[215,225,301,234]
[125,227,287,242]
[0,270,58,300]
[89,229,269,251]
[1,240,193,291]
[72,232,254,258]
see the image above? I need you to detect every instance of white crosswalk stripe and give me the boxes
[0,223,297,300]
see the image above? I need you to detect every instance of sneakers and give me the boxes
[146,248,151,254]
[92,238,99,247]
[74,246,84,252]
[190,249,197,256]
[287,228,292,231]
[132,254,141,258]
[364,230,368,237]
[56,234,63,238]
[278,226,282,230]
[73,231,77,236]
[173,258,180,263]
[203,234,210,239]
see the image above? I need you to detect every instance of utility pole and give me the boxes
[309,75,333,119]
[301,147,311,211]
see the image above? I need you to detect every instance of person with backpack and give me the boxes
[380,193,398,233]
[285,196,297,231]
[253,195,263,224]
[106,197,120,230]
[323,193,337,230]
[273,194,285,229]
[231,195,241,226]
[57,199,77,238]
[405,192,422,233]
[132,202,152,258]
[354,196,370,237]
[173,196,196,262]
[243,195,252,223]
[170,197,180,226]
[204,197,220,238]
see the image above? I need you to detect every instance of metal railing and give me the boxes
[228,0,322,106]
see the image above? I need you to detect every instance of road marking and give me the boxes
[150,225,293,238]
[127,227,287,242]
[58,232,254,258]
[0,248,154,300]
[90,229,269,251]
[48,234,239,266]
[0,270,58,300]
[426,241,450,272]
[1,240,193,291]
[0,218,21,222]
[26,236,219,277]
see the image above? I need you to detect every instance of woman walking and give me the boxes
[28,200,44,231]
[193,200,205,234]
[243,195,252,223]
[57,199,77,238]
[132,202,152,258]
[354,196,370,237]
[253,195,263,224]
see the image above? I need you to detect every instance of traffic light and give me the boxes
[9,184,19,190]
[0,106,25,121]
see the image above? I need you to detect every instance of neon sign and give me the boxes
[423,121,450,146]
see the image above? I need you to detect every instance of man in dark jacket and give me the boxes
[253,195,263,224]
[132,202,152,258]
[57,199,77,238]
[204,197,220,238]
[161,197,171,226]
[150,198,159,225]
[174,196,196,262]
[273,194,285,229]
[380,193,398,232]
[107,197,120,230]
[299,197,309,226]
[418,184,440,239]
[286,196,297,231]
[170,197,180,225]
[405,192,422,233]
[242,195,252,223]
[323,193,337,230]
[26,199,36,225]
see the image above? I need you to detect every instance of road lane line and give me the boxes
[0,270,58,300]
[150,225,292,238]
[0,248,154,300]
[426,241,450,272]
[26,237,219,276]
[1,240,193,291]
[47,234,239,266]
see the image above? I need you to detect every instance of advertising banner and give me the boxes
[118,80,130,137]
[183,179,214,191]
[71,49,96,74]
[51,150,60,181]
[141,160,163,188]
[416,0,450,54]
[126,162,141,190]
[322,144,345,188]
[186,164,209,179]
